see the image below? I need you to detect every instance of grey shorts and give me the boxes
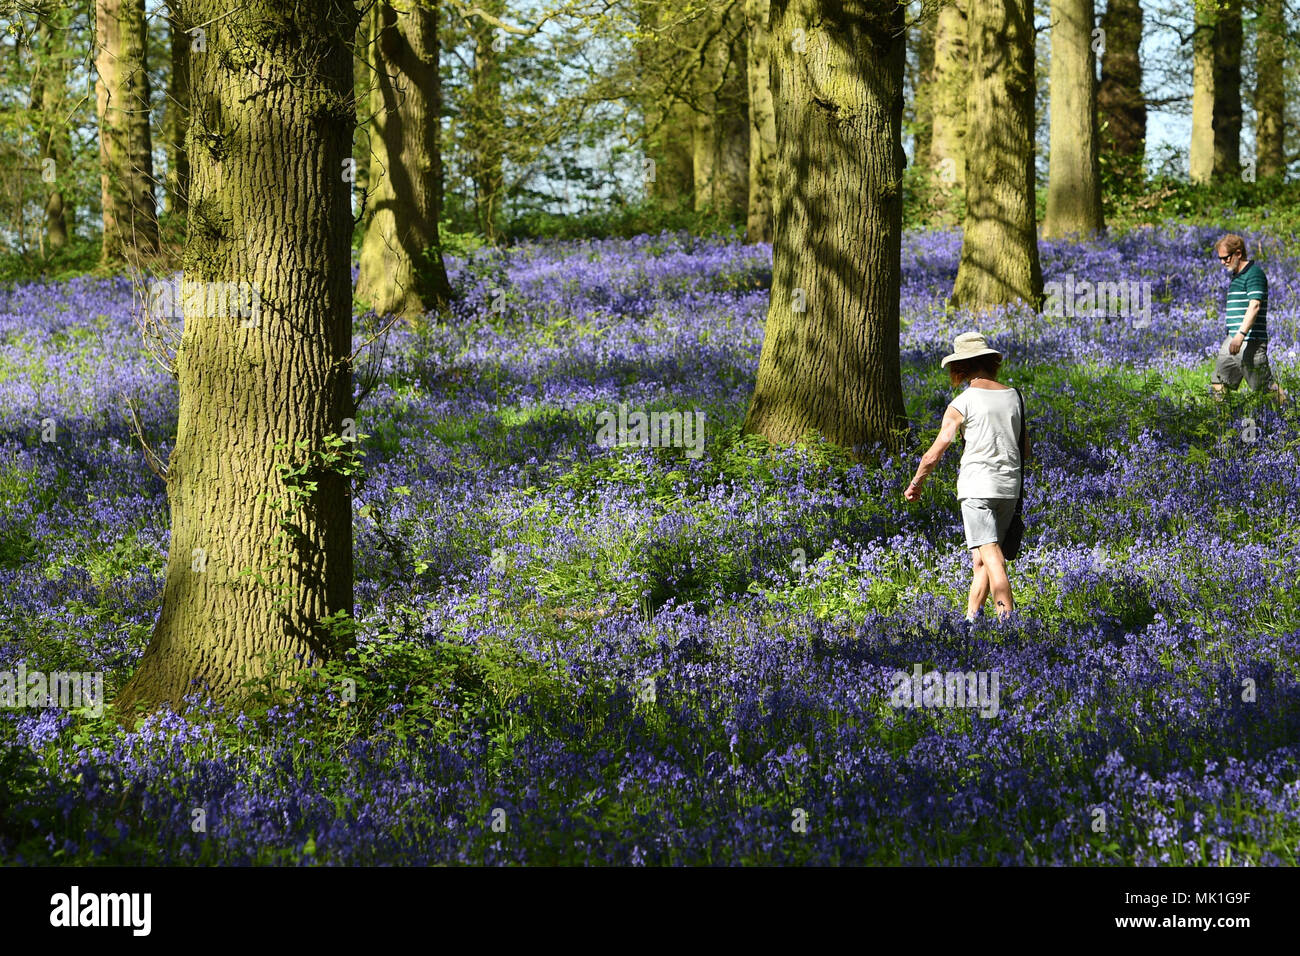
[1212,337,1275,391]
[960,497,1018,550]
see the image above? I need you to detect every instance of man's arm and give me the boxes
[904,405,963,501]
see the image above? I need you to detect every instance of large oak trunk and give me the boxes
[951,0,1042,308]
[742,0,907,456]
[356,1,452,320]
[117,0,361,714]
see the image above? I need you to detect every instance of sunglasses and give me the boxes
[1218,254,1234,261]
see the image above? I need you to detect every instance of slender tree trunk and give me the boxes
[34,4,69,249]
[1212,4,1242,178]
[469,0,504,243]
[912,5,935,167]
[1189,4,1215,183]
[952,0,1042,307]
[742,0,907,456]
[1254,0,1285,181]
[116,0,361,714]
[356,1,452,320]
[1097,0,1144,170]
[928,0,967,223]
[745,0,777,243]
[164,2,191,220]
[1044,0,1103,238]
[95,0,158,261]
[637,2,694,207]
[693,9,748,219]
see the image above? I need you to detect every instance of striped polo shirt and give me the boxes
[1226,260,1268,341]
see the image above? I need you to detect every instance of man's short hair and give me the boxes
[1216,234,1247,257]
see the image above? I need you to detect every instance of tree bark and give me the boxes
[928,0,967,223]
[745,0,777,243]
[356,1,453,321]
[1097,0,1144,168]
[164,2,191,221]
[95,0,159,261]
[951,0,1042,307]
[1254,0,1285,181]
[1044,0,1103,239]
[742,0,907,456]
[116,0,361,714]
[1189,3,1214,183]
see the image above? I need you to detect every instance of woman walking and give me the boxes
[903,332,1028,622]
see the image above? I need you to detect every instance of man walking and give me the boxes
[1211,234,1286,403]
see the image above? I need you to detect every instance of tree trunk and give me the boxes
[1190,2,1241,183]
[469,0,505,243]
[1097,0,1144,168]
[637,2,694,207]
[745,0,777,243]
[1189,4,1214,183]
[693,10,749,219]
[34,4,70,250]
[1254,0,1285,181]
[95,0,159,261]
[116,0,361,715]
[164,2,191,220]
[928,0,967,223]
[912,4,935,167]
[952,0,1042,307]
[1212,4,1242,179]
[1044,0,1103,238]
[742,0,907,456]
[356,1,452,321]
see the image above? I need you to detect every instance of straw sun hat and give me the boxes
[940,331,1002,368]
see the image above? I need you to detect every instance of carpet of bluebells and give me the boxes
[2,224,1300,864]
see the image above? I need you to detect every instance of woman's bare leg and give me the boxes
[976,542,1014,619]
[967,550,989,619]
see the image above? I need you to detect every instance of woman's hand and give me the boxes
[903,477,923,502]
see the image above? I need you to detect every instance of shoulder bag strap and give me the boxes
[1015,387,1026,505]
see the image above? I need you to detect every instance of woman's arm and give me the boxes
[904,405,963,501]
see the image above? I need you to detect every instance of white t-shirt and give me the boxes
[947,386,1022,499]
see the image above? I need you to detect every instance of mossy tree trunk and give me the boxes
[742,0,907,456]
[1044,0,1103,239]
[356,1,452,321]
[951,0,1042,308]
[1190,1,1241,183]
[95,0,159,261]
[928,0,967,223]
[693,9,749,220]
[745,0,777,243]
[116,0,361,715]
[34,2,70,250]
